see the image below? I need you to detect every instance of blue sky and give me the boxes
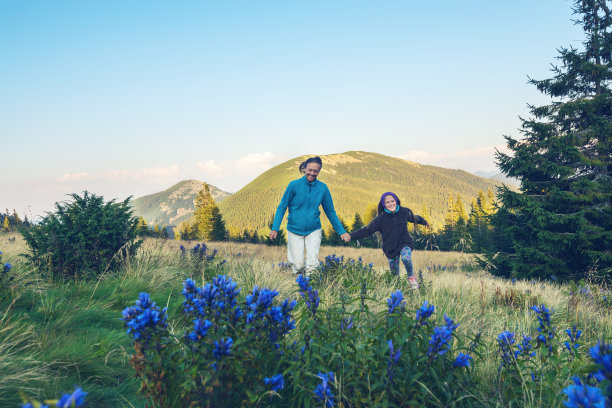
[1,0,583,219]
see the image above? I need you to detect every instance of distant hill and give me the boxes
[473,171,519,187]
[217,151,504,234]
[131,180,231,227]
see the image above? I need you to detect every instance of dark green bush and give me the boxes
[22,191,141,280]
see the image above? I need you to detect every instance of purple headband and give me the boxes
[380,192,400,207]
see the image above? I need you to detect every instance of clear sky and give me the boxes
[1,0,584,219]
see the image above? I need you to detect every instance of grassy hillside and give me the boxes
[218,151,505,234]
[131,180,230,227]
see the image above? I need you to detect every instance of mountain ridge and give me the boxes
[131,180,230,227]
[130,151,510,234]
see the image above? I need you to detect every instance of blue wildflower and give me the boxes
[428,326,453,357]
[589,341,612,383]
[56,387,87,407]
[3,262,11,273]
[121,292,168,345]
[213,337,233,359]
[246,286,279,323]
[564,325,582,358]
[497,331,516,369]
[387,340,401,385]
[387,290,405,315]
[314,372,335,408]
[515,335,536,359]
[186,319,212,344]
[264,373,285,392]
[562,384,605,408]
[296,275,320,316]
[443,314,459,331]
[531,304,555,354]
[415,301,435,326]
[453,352,472,368]
[340,316,354,332]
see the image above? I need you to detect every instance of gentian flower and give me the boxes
[416,301,435,326]
[121,293,168,346]
[589,341,612,383]
[428,326,453,357]
[562,384,605,408]
[264,374,285,392]
[296,275,320,316]
[56,387,87,407]
[213,337,233,359]
[314,372,335,407]
[387,340,401,384]
[453,352,472,368]
[497,331,516,369]
[387,291,405,315]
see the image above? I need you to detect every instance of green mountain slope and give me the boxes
[131,180,231,227]
[218,151,506,234]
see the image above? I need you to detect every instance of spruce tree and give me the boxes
[489,0,612,281]
[193,183,218,240]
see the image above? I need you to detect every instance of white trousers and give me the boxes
[287,229,322,274]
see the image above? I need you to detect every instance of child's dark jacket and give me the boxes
[349,207,428,259]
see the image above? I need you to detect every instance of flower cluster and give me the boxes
[497,331,516,370]
[427,314,459,358]
[564,325,582,358]
[415,300,435,326]
[317,254,373,277]
[562,383,606,408]
[515,335,536,359]
[314,371,335,407]
[589,341,612,384]
[213,337,234,359]
[387,290,405,316]
[121,292,168,346]
[453,352,473,368]
[386,340,401,384]
[531,304,555,354]
[264,373,285,392]
[22,387,87,408]
[182,275,242,322]
[296,275,320,316]
[561,341,611,407]
[245,285,297,343]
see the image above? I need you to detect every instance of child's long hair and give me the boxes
[299,156,323,173]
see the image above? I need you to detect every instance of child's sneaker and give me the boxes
[408,276,419,290]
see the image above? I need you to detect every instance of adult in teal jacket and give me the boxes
[270,156,350,274]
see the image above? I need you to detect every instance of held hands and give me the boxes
[341,233,351,242]
[269,230,278,240]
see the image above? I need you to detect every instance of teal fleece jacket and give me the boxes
[272,176,347,236]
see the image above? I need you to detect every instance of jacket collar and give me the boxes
[302,175,317,186]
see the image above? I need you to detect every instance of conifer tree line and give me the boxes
[0,209,32,232]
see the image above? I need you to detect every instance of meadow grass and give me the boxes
[0,233,610,407]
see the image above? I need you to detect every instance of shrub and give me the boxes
[22,191,141,280]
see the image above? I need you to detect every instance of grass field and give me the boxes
[1,233,610,407]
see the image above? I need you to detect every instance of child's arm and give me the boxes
[349,217,381,240]
[412,214,430,228]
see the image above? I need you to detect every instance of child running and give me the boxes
[343,192,429,289]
